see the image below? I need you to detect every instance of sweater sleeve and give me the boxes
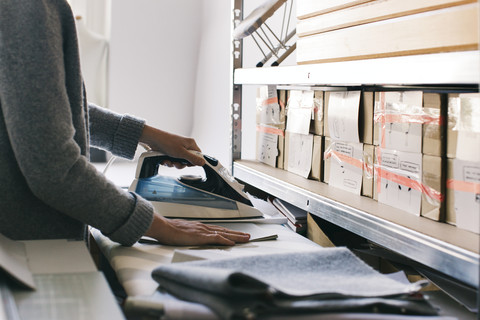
[89,103,145,160]
[0,1,153,246]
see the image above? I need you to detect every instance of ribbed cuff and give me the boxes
[105,193,154,246]
[112,114,146,160]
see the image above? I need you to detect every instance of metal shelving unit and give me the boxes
[234,160,479,288]
[230,0,479,293]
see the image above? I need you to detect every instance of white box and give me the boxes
[447,159,480,234]
[325,140,364,195]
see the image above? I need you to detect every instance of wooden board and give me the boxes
[297,3,479,65]
[297,0,373,20]
[297,0,476,37]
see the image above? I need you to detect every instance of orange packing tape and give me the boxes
[446,179,480,194]
[324,150,364,170]
[375,151,444,202]
[379,92,386,149]
[324,149,373,177]
[256,125,285,136]
[374,113,443,125]
[261,97,279,106]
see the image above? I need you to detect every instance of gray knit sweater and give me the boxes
[0,0,154,246]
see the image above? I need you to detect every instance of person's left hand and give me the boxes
[144,213,250,246]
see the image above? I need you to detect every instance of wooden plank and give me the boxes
[297,0,476,37]
[297,3,479,65]
[297,0,373,20]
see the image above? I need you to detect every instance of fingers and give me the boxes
[206,225,250,245]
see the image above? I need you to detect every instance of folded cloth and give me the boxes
[151,247,436,320]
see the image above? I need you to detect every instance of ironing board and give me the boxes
[91,223,319,298]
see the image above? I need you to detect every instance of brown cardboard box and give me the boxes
[421,155,444,222]
[310,135,323,181]
[306,213,335,247]
[362,144,375,198]
[374,91,444,157]
[422,93,444,157]
[324,91,373,143]
[445,158,456,225]
[309,91,324,135]
[276,90,288,169]
[361,91,374,145]
[323,136,332,183]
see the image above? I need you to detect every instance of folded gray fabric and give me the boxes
[152,247,436,319]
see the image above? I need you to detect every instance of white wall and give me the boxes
[108,0,202,137]
[108,0,233,167]
[107,0,296,168]
[189,0,232,166]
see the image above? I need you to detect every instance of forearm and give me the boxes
[89,104,145,159]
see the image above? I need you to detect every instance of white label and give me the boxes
[287,133,313,178]
[328,91,361,142]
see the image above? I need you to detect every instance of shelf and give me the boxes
[234,51,480,86]
[233,160,480,288]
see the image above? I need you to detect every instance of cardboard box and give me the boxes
[422,93,445,157]
[284,131,314,178]
[324,91,374,144]
[374,91,444,156]
[325,140,364,195]
[421,155,444,222]
[445,158,456,225]
[256,86,286,168]
[446,158,480,234]
[310,135,323,181]
[306,213,335,248]
[309,91,324,135]
[447,93,480,161]
[323,136,332,184]
[277,90,288,169]
[362,144,375,199]
[374,147,444,219]
[286,90,315,135]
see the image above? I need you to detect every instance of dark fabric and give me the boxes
[152,247,437,319]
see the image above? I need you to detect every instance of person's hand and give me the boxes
[139,125,206,168]
[144,213,250,246]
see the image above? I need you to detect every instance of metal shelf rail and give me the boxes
[234,160,480,288]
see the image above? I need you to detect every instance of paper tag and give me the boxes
[257,85,281,126]
[377,149,423,216]
[286,90,314,135]
[328,141,364,195]
[256,130,278,167]
[286,133,313,178]
[328,91,361,142]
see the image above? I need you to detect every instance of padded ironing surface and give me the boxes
[233,0,287,40]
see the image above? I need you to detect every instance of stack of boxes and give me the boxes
[446,93,480,234]
[323,91,374,198]
[283,89,315,178]
[373,91,445,221]
[254,86,479,234]
[255,85,286,169]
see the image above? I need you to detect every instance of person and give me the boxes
[0,0,250,247]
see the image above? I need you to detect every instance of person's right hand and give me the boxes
[139,125,206,168]
[144,213,250,246]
